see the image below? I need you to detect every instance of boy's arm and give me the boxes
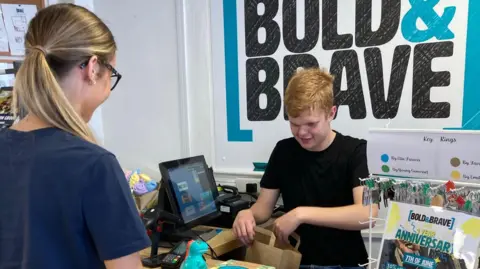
[250,188,280,224]
[274,184,378,243]
[293,185,379,230]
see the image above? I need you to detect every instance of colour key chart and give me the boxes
[367,129,480,183]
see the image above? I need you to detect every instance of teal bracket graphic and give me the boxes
[446,0,480,130]
[223,0,253,141]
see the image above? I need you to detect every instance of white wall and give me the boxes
[183,0,216,167]
[184,3,260,193]
[92,0,257,182]
[94,0,187,178]
[91,0,257,184]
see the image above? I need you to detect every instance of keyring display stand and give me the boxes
[359,176,480,269]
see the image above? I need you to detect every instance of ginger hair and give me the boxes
[284,68,334,118]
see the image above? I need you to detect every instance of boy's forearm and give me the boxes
[250,203,273,224]
[296,204,379,230]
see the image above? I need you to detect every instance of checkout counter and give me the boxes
[139,226,265,268]
[139,155,268,268]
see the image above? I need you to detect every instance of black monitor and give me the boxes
[158,155,220,229]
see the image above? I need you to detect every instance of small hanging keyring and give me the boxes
[464,191,479,213]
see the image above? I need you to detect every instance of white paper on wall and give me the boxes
[1,4,37,56]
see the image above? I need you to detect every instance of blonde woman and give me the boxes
[0,4,150,269]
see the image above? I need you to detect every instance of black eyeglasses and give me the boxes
[80,60,122,91]
[102,62,122,91]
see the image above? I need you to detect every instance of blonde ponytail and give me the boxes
[14,48,96,143]
[12,3,116,143]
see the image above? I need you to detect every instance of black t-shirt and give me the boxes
[0,128,150,268]
[260,131,369,266]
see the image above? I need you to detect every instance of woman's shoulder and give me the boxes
[55,130,118,170]
[1,127,124,193]
[40,128,113,159]
[65,132,112,156]
[38,130,124,189]
[3,127,117,170]
[1,127,110,153]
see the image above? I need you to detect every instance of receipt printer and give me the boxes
[205,167,251,227]
[210,185,250,227]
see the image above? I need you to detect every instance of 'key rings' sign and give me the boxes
[210,0,477,169]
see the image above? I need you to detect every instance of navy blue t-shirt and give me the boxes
[0,127,150,268]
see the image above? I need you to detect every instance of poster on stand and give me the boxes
[377,202,480,269]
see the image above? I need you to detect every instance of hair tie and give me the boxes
[30,45,48,56]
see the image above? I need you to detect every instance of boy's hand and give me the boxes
[273,208,302,244]
[232,209,256,246]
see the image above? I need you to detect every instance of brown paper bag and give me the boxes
[245,226,302,269]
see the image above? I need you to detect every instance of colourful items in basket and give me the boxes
[124,170,133,181]
[124,169,158,195]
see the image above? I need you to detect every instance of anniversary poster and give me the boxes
[378,202,480,269]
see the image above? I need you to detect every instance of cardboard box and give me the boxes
[245,226,302,269]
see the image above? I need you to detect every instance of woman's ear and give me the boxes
[83,56,99,84]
